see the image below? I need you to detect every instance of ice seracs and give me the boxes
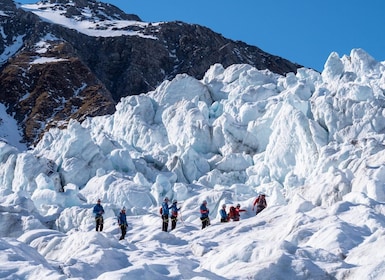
[1,48,385,278]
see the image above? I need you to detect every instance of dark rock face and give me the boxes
[0,37,116,144]
[0,0,302,146]
[71,21,301,101]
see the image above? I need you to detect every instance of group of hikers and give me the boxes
[92,198,128,240]
[93,194,267,239]
[160,197,181,232]
[160,193,267,231]
[203,193,267,229]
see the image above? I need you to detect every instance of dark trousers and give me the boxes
[201,217,210,229]
[220,218,228,223]
[95,216,104,231]
[256,206,265,215]
[119,225,127,240]
[162,215,169,232]
[171,215,177,230]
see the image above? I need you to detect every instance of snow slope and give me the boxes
[1,48,385,279]
[20,2,158,38]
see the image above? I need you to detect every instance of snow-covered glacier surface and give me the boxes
[1,49,385,279]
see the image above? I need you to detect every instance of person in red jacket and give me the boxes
[252,194,267,215]
[228,203,246,221]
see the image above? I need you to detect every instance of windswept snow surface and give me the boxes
[2,48,385,279]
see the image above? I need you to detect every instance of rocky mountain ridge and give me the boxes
[0,0,302,146]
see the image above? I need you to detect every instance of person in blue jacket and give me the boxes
[161,197,172,232]
[170,199,181,230]
[219,204,229,222]
[200,200,210,229]
[118,206,128,240]
[93,199,105,231]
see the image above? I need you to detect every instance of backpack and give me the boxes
[172,210,178,217]
[228,206,236,219]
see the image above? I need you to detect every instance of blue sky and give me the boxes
[19,0,385,72]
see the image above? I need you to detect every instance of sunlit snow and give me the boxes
[0,34,24,66]
[21,3,158,39]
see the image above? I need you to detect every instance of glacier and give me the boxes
[1,48,385,279]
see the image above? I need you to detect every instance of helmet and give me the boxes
[222,204,226,208]
[202,200,207,204]
[236,203,241,208]
[164,197,169,201]
[97,199,101,203]
[173,199,177,204]
[122,206,126,211]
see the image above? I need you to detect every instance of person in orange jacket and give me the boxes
[252,194,267,215]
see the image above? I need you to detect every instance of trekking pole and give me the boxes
[179,204,185,226]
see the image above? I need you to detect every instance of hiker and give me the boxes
[235,203,246,220]
[161,197,172,232]
[170,199,181,230]
[200,200,210,229]
[228,203,246,221]
[118,206,128,240]
[252,194,267,215]
[219,204,229,222]
[93,199,105,231]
